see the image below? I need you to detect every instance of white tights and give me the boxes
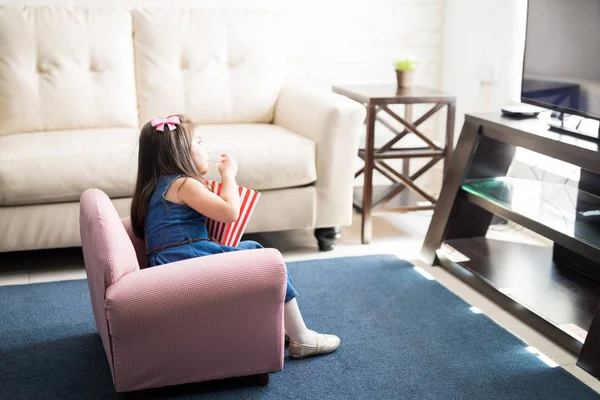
[284,298,317,346]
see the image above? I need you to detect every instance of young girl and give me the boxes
[130,114,340,359]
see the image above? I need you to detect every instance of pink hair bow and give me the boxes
[151,116,181,132]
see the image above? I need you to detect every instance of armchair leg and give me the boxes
[254,373,269,386]
[314,227,341,251]
[128,390,148,400]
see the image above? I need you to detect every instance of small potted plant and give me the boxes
[394,57,419,88]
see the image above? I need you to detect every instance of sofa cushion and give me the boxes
[0,129,138,206]
[0,5,138,136]
[199,124,316,192]
[0,124,315,206]
[132,8,287,126]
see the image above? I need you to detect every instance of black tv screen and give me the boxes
[521,0,600,120]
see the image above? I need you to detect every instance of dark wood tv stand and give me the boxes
[419,112,600,378]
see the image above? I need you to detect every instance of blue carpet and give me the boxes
[0,254,598,400]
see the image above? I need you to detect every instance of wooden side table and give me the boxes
[332,85,456,244]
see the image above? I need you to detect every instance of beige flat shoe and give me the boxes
[288,331,340,359]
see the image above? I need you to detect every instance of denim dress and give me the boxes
[144,175,297,302]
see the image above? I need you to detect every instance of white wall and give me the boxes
[1,0,446,91]
[439,0,584,183]
[440,0,527,132]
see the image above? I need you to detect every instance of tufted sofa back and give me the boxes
[0,6,287,136]
[0,6,139,136]
[132,8,287,126]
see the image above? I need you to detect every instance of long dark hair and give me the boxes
[130,114,201,239]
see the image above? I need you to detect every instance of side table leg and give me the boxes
[444,102,456,176]
[362,104,376,244]
[403,104,413,176]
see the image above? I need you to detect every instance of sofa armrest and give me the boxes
[104,248,287,391]
[274,84,366,227]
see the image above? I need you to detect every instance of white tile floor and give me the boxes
[1,210,599,393]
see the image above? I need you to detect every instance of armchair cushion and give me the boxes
[122,217,148,270]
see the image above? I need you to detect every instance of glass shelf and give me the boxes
[462,177,600,251]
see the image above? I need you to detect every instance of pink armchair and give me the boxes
[79,188,287,393]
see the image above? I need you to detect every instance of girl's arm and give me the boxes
[218,174,241,218]
[178,178,240,223]
[176,153,241,223]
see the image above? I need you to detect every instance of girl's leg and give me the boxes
[232,241,340,357]
[284,298,313,344]
[231,241,300,309]
[284,297,340,359]
[235,240,263,250]
[280,257,340,357]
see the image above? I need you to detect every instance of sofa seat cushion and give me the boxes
[199,124,316,191]
[0,129,138,206]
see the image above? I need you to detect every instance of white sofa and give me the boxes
[0,5,365,253]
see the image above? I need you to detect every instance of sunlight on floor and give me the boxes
[244,210,435,263]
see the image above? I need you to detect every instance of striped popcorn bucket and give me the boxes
[204,180,261,247]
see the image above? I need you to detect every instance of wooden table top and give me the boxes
[332,84,456,105]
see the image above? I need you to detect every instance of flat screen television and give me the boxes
[521,0,600,127]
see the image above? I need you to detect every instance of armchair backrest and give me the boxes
[80,189,140,286]
[79,188,140,372]
[121,217,148,269]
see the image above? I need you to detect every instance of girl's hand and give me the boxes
[217,153,238,179]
